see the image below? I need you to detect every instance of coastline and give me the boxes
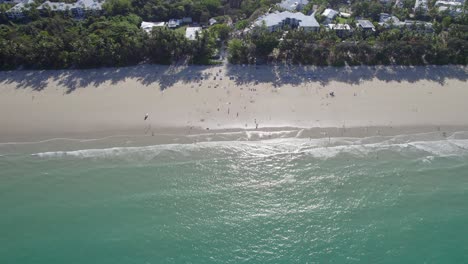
[0,64,467,144]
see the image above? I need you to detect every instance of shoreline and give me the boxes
[0,64,467,145]
[2,125,468,156]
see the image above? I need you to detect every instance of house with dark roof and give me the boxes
[356,20,376,31]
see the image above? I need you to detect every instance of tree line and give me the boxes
[228,21,467,66]
[0,14,227,69]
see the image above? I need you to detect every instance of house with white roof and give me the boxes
[339,12,351,18]
[322,8,339,21]
[209,18,217,26]
[435,1,464,15]
[141,22,166,33]
[254,11,320,32]
[6,0,34,19]
[277,0,309,11]
[186,27,202,40]
[328,23,351,37]
[36,0,104,17]
[168,19,181,28]
[414,0,429,13]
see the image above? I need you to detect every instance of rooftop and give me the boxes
[356,19,375,29]
[328,23,351,30]
[186,27,202,40]
[8,0,34,12]
[322,8,338,19]
[141,22,166,33]
[277,0,309,11]
[36,0,103,11]
[255,11,319,29]
[379,13,400,24]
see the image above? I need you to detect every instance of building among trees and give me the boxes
[322,8,339,22]
[254,11,319,32]
[277,0,309,12]
[186,27,202,40]
[6,0,33,19]
[356,19,376,32]
[328,23,352,37]
[141,22,166,33]
[37,0,104,17]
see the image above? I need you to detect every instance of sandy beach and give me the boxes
[0,64,467,142]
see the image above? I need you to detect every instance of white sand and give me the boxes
[0,64,467,141]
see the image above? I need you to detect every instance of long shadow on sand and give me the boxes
[225,64,468,87]
[0,64,466,93]
[0,64,211,93]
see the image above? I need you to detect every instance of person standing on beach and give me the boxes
[144,113,149,120]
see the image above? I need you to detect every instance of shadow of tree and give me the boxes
[0,64,466,93]
[225,64,468,87]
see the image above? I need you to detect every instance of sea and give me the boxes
[1,130,468,264]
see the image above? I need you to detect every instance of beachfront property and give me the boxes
[5,0,33,19]
[185,27,202,40]
[277,0,309,11]
[356,20,376,32]
[254,11,320,32]
[379,13,433,32]
[141,21,166,33]
[36,0,104,17]
[328,23,352,37]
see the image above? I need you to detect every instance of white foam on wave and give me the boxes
[245,130,301,140]
[32,133,468,160]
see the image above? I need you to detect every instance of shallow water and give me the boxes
[1,132,468,263]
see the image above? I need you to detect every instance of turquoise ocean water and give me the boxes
[1,131,468,263]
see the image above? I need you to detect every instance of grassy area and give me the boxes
[175,25,188,34]
[335,17,351,24]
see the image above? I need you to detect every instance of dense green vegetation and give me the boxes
[228,21,467,66]
[227,0,467,66]
[0,14,226,69]
[0,0,466,69]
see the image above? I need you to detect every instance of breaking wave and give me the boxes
[32,131,468,160]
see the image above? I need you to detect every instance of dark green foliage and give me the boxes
[251,27,280,59]
[146,27,189,64]
[228,26,468,66]
[209,23,231,41]
[0,0,466,69]
[190,29,217,64]
[0,13,221,69]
